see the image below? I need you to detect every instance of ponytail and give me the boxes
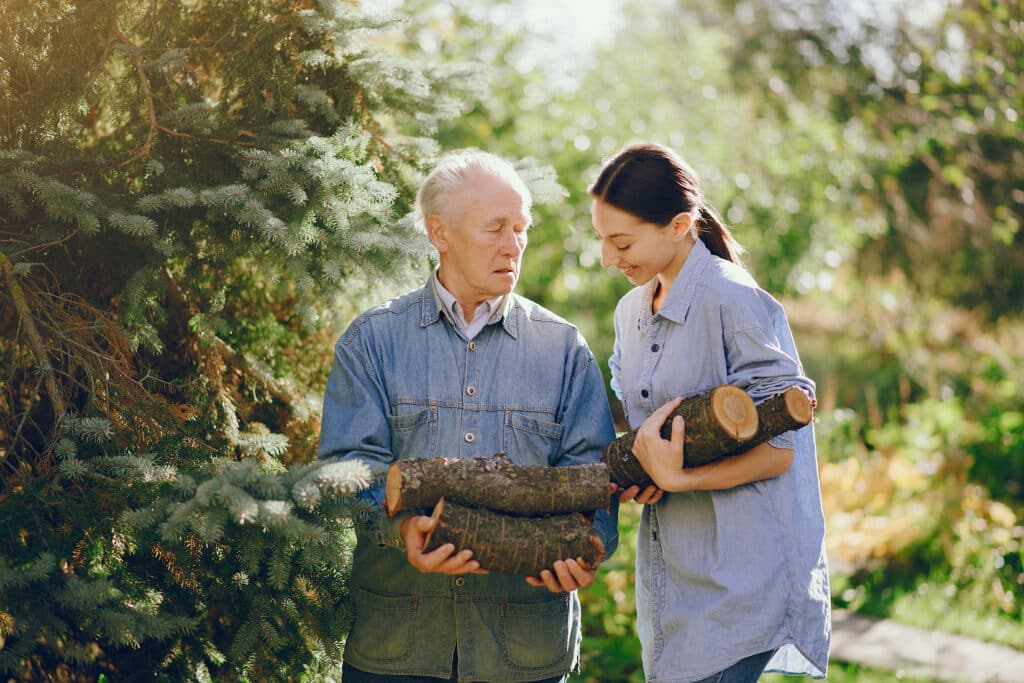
[590,142,747,264]
[694,204,745,264]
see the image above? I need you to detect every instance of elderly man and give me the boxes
[318,150,618,683]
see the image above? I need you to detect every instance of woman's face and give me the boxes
[591,198,681,286]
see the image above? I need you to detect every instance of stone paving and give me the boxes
[831,609,1024,683]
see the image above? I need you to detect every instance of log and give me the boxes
[385,453,609,517]
[603,384,759,488]
[603,385,814,488]
[423,498,605,576]
[748,386,814,449]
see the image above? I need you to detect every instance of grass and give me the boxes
[765,660,964,682]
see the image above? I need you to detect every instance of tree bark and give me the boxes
[0,250,66,420]
[603,385,758,487]
[385,453,609,517]
[423,498,605,576]
[748,386,814,448]
[603,385,812,488]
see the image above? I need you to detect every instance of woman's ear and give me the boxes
[669,212,694,242]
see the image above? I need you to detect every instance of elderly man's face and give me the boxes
[429,170,530,309]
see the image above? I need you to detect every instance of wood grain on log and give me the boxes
[603,385,813,488]
[423,498,605,576]
[603,385,758,488]
[385,453,609,517]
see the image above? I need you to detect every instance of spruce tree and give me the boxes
[0,1,479,680]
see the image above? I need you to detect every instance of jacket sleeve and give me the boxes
[554,337,619,559]
[317,327,406,548]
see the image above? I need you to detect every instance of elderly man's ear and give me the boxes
[426,215,449,253]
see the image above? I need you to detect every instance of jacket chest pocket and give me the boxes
[502,412,564,466]
[347,588,418,662]
[498,595,574,671]
[388,406,438,460]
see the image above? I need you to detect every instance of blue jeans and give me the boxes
[690,650,776,683]
[341,661,566,683]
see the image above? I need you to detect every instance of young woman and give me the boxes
[590,143,830,683]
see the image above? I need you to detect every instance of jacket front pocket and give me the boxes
[388,406,438,460]
[503,412,564,465]
[347,588,418,662]
[498,595,573,670]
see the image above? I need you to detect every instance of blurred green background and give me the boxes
[390,1,1024,680]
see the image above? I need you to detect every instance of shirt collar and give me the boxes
[422,270,516,336]
[647,238,711,326]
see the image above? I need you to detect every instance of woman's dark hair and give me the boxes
[588,142,745,263]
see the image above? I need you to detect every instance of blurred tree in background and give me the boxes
[0,1,477,679]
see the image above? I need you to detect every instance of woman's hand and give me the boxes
[631,397,688,492]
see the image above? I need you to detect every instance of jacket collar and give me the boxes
[419,277,519,339]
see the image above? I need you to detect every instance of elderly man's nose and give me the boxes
[502,229,525,256]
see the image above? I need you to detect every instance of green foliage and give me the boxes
[0,1,477,679]
[576,505,645,683]
[3,0,1022,680]
[764,663,957,683]
[701,0,1024,317]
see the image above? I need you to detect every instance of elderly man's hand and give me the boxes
[611,482,665,505]
[525,558,597,593]
[400,514,488,575]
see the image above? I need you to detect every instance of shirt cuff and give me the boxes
[380,512,409,549]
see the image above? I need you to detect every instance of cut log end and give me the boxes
[578,534,606,571]
[384,462,403,517]
[423,496,446,548]
[783,386,813,425]
[711,385,758,440]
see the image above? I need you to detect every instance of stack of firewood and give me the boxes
[384,385,813,576]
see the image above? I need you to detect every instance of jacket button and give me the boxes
[651,343,660,352]
[468,341,477,351]
[641,389,649,398]
[466,386,476,396]
[455,577,465,587]
[465,432,475,443]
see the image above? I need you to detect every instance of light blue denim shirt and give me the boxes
[432,269,505,341]
[318,279,618,682]
[610,239,830,682]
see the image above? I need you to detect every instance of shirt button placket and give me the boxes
[464,385,478,449]
[463,338,479,455]
[641,330,663,409]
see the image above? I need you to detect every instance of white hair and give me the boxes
[414,150,532,233]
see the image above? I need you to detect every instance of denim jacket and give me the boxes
[610,239,830,682]
[318,279,618,682]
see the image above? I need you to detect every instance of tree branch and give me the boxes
[115,25,159,167]
[159,267,301,409]
[0,250,66,420]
